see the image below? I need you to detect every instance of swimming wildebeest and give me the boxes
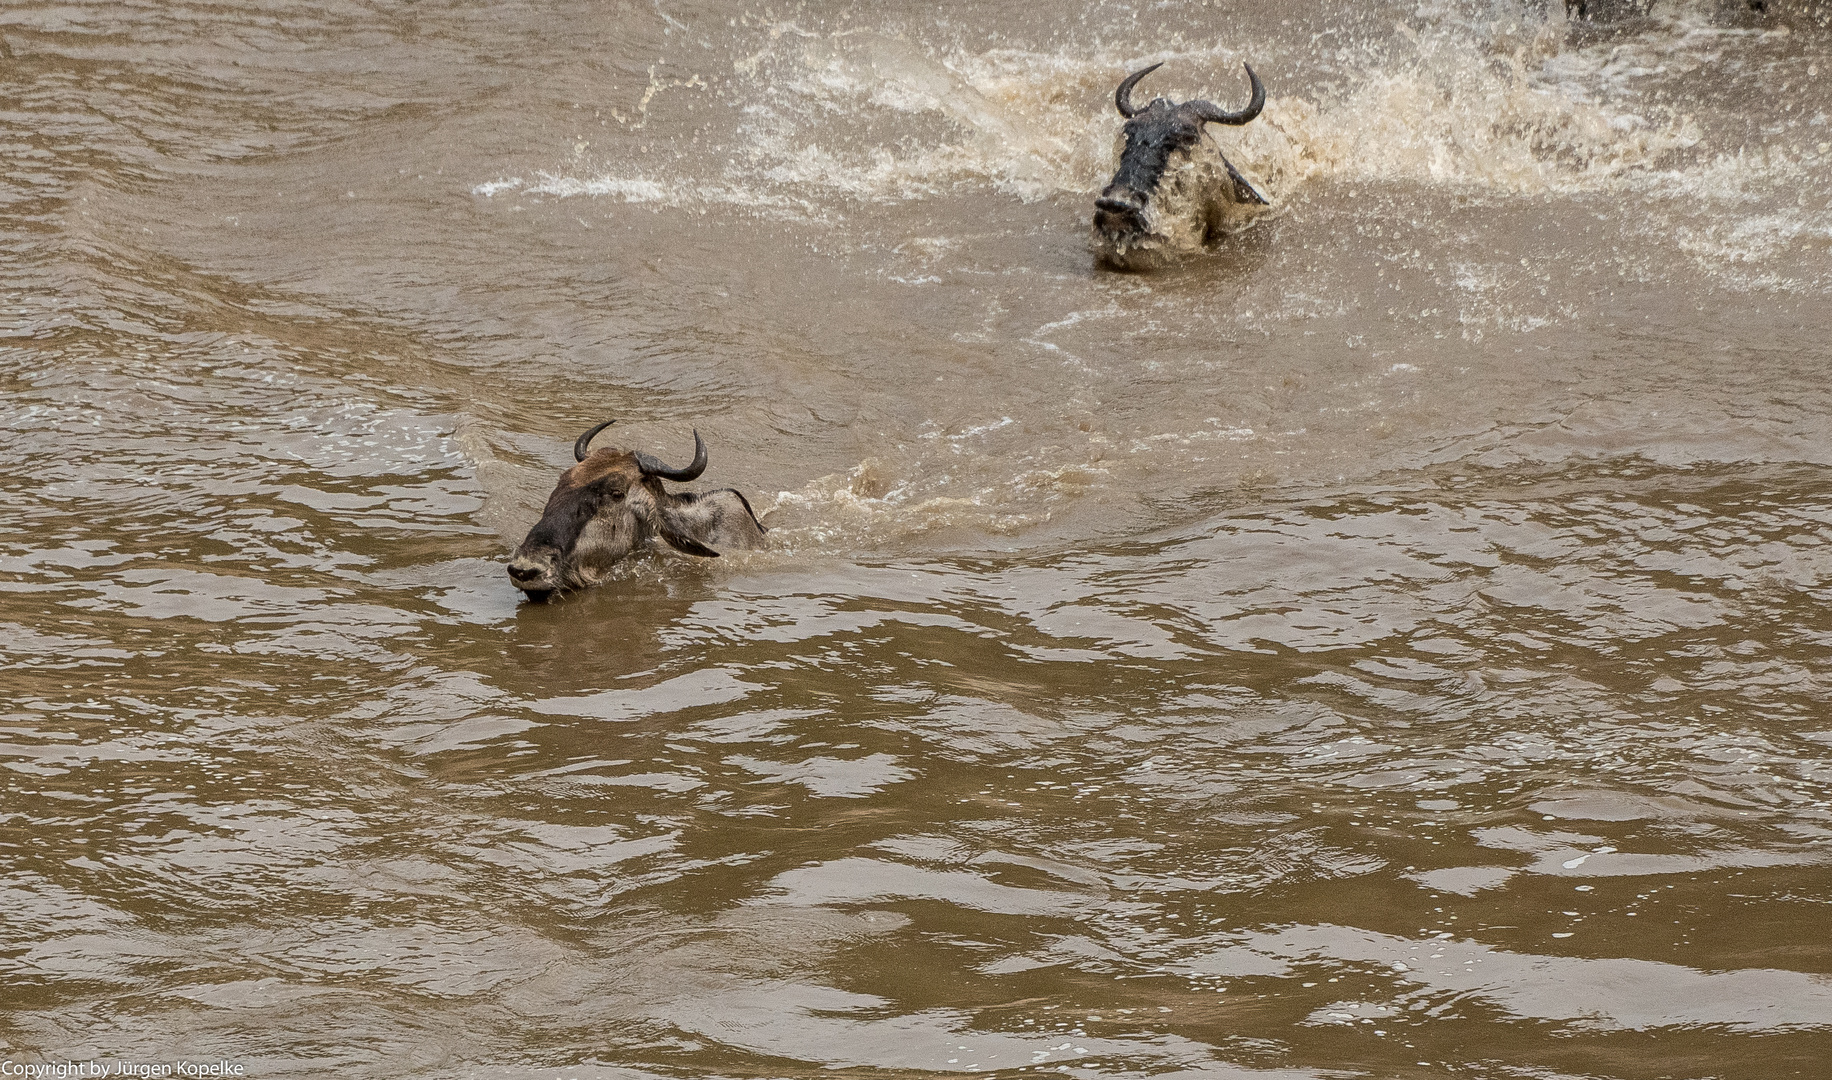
[506,420,767,599]
[1090,61,1269,270]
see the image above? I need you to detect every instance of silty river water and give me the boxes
[3,0,1831,1077]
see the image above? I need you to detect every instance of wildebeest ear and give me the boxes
[1220,154,1269,205]
[655,489,768,559]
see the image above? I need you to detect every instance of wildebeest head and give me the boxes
[506,420,767,600]
[1092,62,1268,269]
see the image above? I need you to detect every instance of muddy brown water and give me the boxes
[3,1,1832,1077]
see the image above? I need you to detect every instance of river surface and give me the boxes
[4,1,1832,1077]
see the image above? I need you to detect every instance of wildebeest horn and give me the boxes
[574,419,618,462]
[1114,62,1164,118]
[635,429,708,482]
[1188,63,1265,125]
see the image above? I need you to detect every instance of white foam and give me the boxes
[474,12,1813,235]
[465,6,1826,336]
[518,173,673,202]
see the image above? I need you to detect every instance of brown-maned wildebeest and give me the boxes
[506,420,766,600]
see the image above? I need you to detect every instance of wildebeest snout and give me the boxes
[507,553,555,588]
[1093,185,1151,238]
[1094,187,1147,216]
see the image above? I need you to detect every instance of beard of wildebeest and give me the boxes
[1090,62,1268,272]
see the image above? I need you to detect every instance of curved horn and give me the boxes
[635,429,708,482]
[574,419,617,462]
[1188,63,1265,125]
[1114,62,1164,118]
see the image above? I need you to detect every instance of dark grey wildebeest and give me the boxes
[1090,61,1269,271]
